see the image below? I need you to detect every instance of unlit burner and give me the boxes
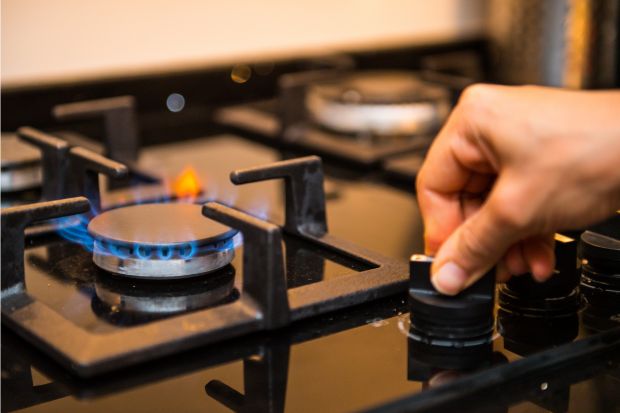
[1,133,42,192]
[88,203,238,279]
[306,71,450,137]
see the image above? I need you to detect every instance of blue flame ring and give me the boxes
[178,242,197,260]
[157,246,174,260]
[134,245,152,260]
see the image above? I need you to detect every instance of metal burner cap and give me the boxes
[306,71,450,136]
[88,203,238,279]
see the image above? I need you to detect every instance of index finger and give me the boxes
[416,105,493,254]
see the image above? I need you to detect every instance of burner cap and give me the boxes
[88,203,238,279]
[306,71,450,136]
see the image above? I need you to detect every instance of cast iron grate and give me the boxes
[1,155,407,377]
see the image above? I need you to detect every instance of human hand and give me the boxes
[416,84,620,295]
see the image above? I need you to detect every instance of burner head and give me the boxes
[306,71,450,136]
[88,203,238,279]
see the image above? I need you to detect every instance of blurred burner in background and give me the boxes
[1,133,42,202]
[305,71,450,139]
[214,53,469,171]
[277,69,448,168]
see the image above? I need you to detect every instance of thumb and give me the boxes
[430,192,524,295]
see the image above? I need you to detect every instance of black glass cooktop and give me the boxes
[3,294,619,413]
[2,134,620,413]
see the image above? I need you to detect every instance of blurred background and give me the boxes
[4,0,619,91]
[2,0,486,88]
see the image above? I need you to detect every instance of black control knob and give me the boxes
[409,255,496,344]
[498,234,580,353]
[580,230,620,316]
[499,234,580,317]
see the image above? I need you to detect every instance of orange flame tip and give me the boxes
[173,166,202,199]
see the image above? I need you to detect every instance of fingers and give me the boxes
[500,234,556,283]
[523,234,555,281]
[417,85,499,256]
[416,114,473,256]
[504,243,528,276]
[430,187,524,295]
[417,85,620,295]
[495,258,511,283]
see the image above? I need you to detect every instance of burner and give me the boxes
[305,71,449,136]
[1,133,42,192]
[88,203,238,279]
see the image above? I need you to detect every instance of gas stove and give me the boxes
[2,41,620,413]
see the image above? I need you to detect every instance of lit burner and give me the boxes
[88,203,238,279]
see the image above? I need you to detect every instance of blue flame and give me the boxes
[57,211,239,263]
[91,238,236,261]
[108,242,130,259]
[135,245,152,259]
[156,245,174,260]
[178,242,197,259]
[56,214,95,252]
[54,170,250,262]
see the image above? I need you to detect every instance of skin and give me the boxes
[416,84,620,295]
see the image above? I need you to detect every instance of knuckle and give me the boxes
[492,202,523,230]
[488,187,530,231]
[458,84,492,114]
[456,84,503,131]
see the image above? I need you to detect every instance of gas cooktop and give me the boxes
[2,42,619,413]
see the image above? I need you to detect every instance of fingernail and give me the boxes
[432,262,468,295]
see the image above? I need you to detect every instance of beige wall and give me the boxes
[1,0,486,88]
